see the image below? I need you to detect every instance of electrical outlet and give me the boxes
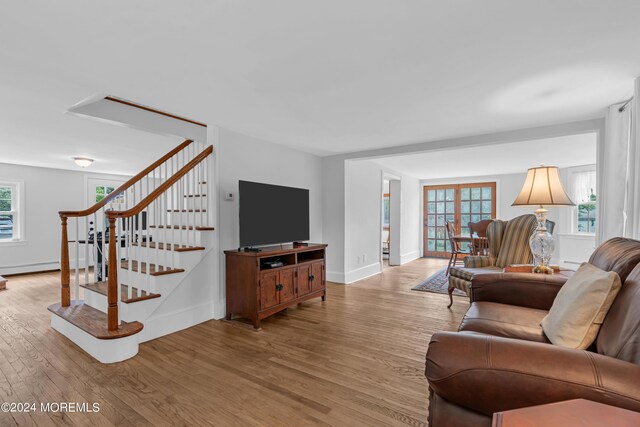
[223,191,235,201]
[363,254,367,262]
[357,255,361,264]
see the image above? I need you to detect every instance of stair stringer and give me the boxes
[136,249,219,343]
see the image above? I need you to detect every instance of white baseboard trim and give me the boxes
[0,261,59,276]
[344,262,382,284]
[326,270,346,284]
[212,298,226,320]
[400,251,420,265]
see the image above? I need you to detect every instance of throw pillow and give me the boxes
[541,262,621,349]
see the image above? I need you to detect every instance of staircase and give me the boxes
[48,139,216,363]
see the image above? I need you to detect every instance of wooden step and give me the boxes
[120,260,184,276]
[131,242,205,252]
[167,209,207,212]
[48,301,143,340]
[80,281,161,303]
[150,225,215,231]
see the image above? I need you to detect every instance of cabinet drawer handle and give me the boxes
[276,284,283,291]
[309,275,315,281]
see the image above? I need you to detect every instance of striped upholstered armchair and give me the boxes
[447,214,555,308]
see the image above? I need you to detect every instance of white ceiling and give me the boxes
[1,1,639,172]
[371,133,597,179]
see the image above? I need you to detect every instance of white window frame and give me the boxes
[0,179,25,244]
[569,166,597,236]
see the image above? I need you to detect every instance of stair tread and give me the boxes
[48,301,143,340]
[150,225,215,231]
[120,260,185,276]
[80,281,161,303]
[167,209,207,212]
[131,242,205,252]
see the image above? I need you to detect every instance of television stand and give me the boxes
[224,243,327,329]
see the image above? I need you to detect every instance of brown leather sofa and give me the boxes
[425,237,640,426]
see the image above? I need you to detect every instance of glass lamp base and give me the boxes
[530,207,555,274]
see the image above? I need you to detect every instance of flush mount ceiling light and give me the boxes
[73,157,94,168]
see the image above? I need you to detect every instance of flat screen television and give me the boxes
[239,180,309,247]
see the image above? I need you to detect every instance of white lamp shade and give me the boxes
[512,166,574,206]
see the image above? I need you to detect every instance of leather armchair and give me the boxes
[426,332,640,426]
[426,237,640,426]
[447,214,555,308]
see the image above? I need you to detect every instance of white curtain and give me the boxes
[599,76,640,242]
[624,78,640,239]
[573,170,596,204]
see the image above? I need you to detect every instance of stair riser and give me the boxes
[126,248,206,271]
[166,211,210,227]
[83,291,159,323]
[185,197,208,210]
[148,228,214,246]
[117,268,184,292]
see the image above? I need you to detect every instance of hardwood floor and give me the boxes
[0,258,468,426]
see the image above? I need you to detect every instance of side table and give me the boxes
[492,399,640,427]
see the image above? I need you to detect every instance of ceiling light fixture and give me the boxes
[73,157,94,168]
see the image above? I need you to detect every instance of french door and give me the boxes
[423,182,496,258]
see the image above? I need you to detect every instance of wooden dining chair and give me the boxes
[445,221,470,275]
[468,219,492,256]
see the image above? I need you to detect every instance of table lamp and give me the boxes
[512,165,574,274]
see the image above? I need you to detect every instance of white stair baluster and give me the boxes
[93,212,97,282]
[163,162,168,269]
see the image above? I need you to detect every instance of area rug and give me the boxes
[411,267,465,296]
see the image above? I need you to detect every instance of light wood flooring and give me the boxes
[0,258,468,426]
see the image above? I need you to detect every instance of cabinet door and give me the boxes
[279,268,296,304]
[311,261,324,293]
[260,270,279,310]
[297,264,312,296]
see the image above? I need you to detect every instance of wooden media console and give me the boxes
[224,243,327,329]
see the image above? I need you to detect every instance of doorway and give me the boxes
[380,174,402,267]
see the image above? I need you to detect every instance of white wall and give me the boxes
[0,163,129,275]
[342,159,420,283]
[216,128,324,299]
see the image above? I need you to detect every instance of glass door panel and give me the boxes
[424,182,496,258]
[424,185,457,257]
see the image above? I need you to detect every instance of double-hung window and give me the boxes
[572,169,596,234]
[0,181,23,242]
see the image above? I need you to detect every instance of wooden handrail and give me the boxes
[107,145,213,219]
[105,97,207,128]
[59,139,193,218]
